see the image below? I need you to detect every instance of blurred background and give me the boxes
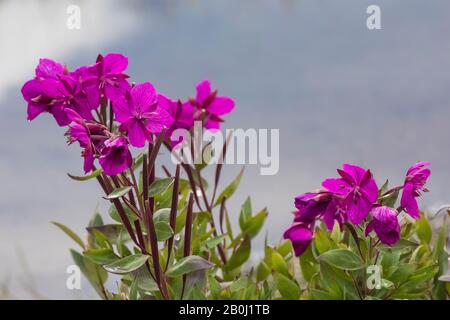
[1,0,450,299]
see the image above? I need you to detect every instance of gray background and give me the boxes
[0,0,449,298]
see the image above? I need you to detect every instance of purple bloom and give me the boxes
[322,198,347,231]
[365,206,400,246]
[22,59,99,126]
[82,53,131,102]
[66,110,110,173]
[294,190,346,231]
[400,162,431,219]
[188,80,235,130]
[22,59,67,125]
[322,164,378,225]
[113,83,173,147]
[99,136,132,176]
[35,58,65,80]
[294,191,331,223]
[158,94,195,140]
[283,222,313,256]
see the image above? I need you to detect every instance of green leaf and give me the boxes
[256,261,271,282]
[229,278,248,292]
[154,221,173,241]
[109,204,137,224]
[107,186,132,200]
[310,289,338,300]
[153,208,171,224]
[132,152,145,170]
[88,212,104,228]
[432,217,448,262]
[388,264,416,283]
[148,178,174,197]
[239,197,252,230]
[378,179,389,197]
[241,208,267,238]
[299,245,317,282]
[166,255,215,277]
[271,250,289,276]
[67,168,103,181]
[133,266,158,291]
[318,249,364,271]
[416,214,432,245]
[225,236,251,271]
[103,254,149,274]
[214,167,244,207]
[52,221,85,249]
[273,271,300,300]
[84,248,119,265]
[277,240,293,257]
[202,235,225,250]
[379,189,399,207]
[314,228,331,254]
[70,249,108,299]
[86,224,125,244]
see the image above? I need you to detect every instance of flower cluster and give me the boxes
[284,162,431,256]
[22,54,235,175]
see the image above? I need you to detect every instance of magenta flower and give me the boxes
[400,162,431,219]
[22,59,100,126]
[188,80,235,130]
[158,94,195,139]
[66,110,110,173]
[294,190,347,231]
[113,83,173,147]
[22,59,67,125]
[99,136,132,176]
[82,53,131,102]
[365,206,400,246]
[294,191,331,223]
[283,222,313,256]
[322,164,378,225]
[35,58,65,80]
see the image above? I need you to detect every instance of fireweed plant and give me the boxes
[23,54,448,300]
[282,163,449,299]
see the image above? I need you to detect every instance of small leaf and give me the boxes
[52,221,85,249]
[103,254,149,274]
[67,168,103,181]
[148,178,174,197]
[299,246,317,282]
[432,217,448,262]
[153,208,171,224]
[86,224,124,244]
[379,189,399,207]
[273,271,300,300]
[314,228,331,254]
[84,248,119,265]
[133,266,158,291]
[239,197,252,230]
[271,251,289,276]
[107,186,132,200]
[388,264,416,283]
[203,235,225,249]
[242,208,267,238]
[319,249,364,270]
[225,236,251,271]
[256,261,271,282]
[416,213,432,245]
[109,205,136,224]
[154,221,173,241]
[214,167,244,207]
[277,240,293,257]
[166,255,215,277]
